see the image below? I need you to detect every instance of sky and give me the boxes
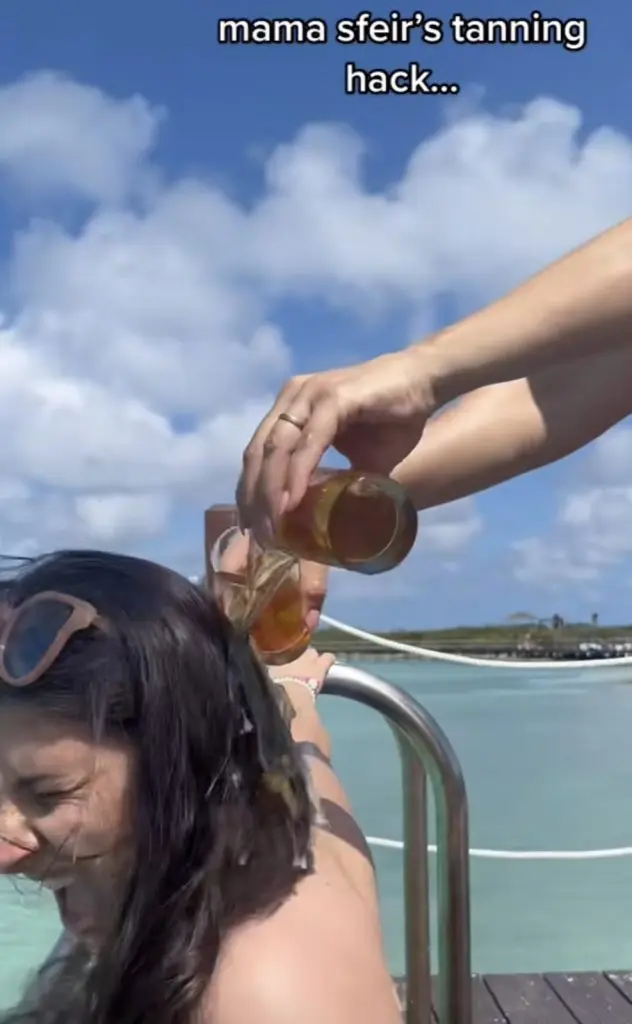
[0,0,629,628]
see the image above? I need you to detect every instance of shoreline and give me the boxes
[315,640,632,662]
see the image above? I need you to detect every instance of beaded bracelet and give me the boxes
[273,676,319,702]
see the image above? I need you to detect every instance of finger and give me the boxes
[237,378,307,529]
[258,383,339,525]
[284,388,340,511]
[316,652,336,688]
[251,385,316,535]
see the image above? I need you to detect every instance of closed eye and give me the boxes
[16,778,81,812]
[30,790,70,810]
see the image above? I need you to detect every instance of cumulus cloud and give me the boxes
[513,427,632,591]
[245,100,632,311]
[419,498,482,553]
[0,71,160,204]
[0,71,631,588]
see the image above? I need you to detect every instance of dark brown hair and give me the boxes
[0,550,314,1024]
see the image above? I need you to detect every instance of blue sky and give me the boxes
[0,1,629,628]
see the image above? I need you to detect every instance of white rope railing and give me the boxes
[320,613,632,669]
[367,837,632,859]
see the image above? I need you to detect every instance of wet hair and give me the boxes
[0,550,314,1024]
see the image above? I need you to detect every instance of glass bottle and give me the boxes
[273,469,417,574]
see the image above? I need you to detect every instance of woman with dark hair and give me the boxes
[0,550,398,1024]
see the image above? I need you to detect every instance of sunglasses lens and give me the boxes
[4,600,73,680]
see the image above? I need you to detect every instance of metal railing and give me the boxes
[323,664,472,1024]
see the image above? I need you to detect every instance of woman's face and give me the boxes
[0,704,134,942]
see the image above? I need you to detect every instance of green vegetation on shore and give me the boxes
[317,623,632,643]
[314,621,632,652]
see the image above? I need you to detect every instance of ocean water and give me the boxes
[2,658,632,1007]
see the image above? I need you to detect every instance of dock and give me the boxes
[395,971,632,1021]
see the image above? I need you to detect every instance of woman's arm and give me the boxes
[424,217,632,406]
[393,345,632,509]
[207,661,400,1024]
[270,662,378,897]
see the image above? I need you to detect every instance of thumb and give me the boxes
[320,653,336,673]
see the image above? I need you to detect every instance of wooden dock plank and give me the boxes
[607,972,632,1006]
[546,972,632,1024]
[430,976,505,1022]
[485,974,578,1023]
[470,975,507,1022]
[396,972,632,1022]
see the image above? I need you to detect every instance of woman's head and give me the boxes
[0,549,314,1024]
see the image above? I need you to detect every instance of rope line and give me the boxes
[320,613,632,669]
[366,837,632,859]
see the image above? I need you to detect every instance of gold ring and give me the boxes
[277,412,307,431]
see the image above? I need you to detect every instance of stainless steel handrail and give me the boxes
[323,663,472,1024]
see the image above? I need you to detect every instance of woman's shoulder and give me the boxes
[203,870,400,1024]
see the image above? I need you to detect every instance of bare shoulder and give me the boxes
[203,873,400,1024]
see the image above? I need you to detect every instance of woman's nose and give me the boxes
[0,838,32,873]
[0,797,36,872]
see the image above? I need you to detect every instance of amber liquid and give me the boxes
[275,470,417,574]
[248,574,311,665]
[211,522,311,665]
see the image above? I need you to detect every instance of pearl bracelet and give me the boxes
[273,676,319,702]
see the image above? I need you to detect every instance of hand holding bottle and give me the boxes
[236,347,441,539]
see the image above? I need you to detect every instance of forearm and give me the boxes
[273,677,332,758]
[276,678,378,894]
[393,347,632,509]
[274,677,357,820]
[291,703,331,760]
[420,218,632,405]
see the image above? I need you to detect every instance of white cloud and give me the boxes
[245,100,632,310]
[0,72,631,577]
[0,71,160,204]
[512,427,632,590]
[419,498,482,553]
[75,493,171,544]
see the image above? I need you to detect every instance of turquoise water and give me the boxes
[3,659,632,1006]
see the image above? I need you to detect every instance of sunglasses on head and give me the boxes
[0,591,106,688]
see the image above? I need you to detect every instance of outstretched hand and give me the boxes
[236,347,439,541]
